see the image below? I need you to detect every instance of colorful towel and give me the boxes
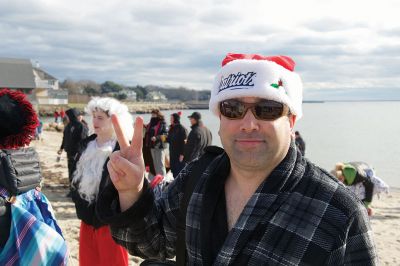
[0,187,68,265]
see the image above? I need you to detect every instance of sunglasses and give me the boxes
[219,99,290,121]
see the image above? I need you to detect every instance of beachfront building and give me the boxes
[0,57,67,105]
[33,66,68,105]
[146,91,167,102]
[122,89,137,101]
[0,58,36,102]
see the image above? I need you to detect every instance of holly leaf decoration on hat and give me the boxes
[271,79,283,89]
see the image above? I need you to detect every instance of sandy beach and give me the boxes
[32,130,399,265]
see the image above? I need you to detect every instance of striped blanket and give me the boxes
[0,187,68,266]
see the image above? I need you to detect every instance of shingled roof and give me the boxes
[0,58,35,89]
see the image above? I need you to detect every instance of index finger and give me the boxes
[111,114,129,149]
[131,116,144,157]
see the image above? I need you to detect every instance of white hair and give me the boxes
[85,97,134,139]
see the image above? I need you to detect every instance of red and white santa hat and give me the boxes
[209,53,303,119]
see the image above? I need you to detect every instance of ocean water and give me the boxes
[49,101,400,187]
[141,102,400,187]
[295,101,400,187]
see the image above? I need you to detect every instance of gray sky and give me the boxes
[1,0,400,100]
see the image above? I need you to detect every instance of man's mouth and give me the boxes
[235,139,265,148]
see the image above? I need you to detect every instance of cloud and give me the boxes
[130,2,195,26]
[0,0,399,99]
[304,18,368,33]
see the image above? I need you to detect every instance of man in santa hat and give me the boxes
[97,54,377,265]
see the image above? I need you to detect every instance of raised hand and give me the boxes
[108,115,145,211]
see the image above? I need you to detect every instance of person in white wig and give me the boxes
[70,97,133,266]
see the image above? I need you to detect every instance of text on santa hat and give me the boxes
[218,72,256,93]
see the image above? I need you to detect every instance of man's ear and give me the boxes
[289,115,297,129]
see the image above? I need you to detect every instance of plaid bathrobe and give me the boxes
[97,143,377,265]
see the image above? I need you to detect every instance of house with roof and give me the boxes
[145,91,167,102]
[122,89,137,101]
[0,58,67,105]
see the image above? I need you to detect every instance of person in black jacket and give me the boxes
[167,112,188,178]
[70,97,132,266]
[58,108,88,196]
[294,131,306,156]
[183,111,212,163]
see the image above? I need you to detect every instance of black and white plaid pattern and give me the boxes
[102,143,377,265]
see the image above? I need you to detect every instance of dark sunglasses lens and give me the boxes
[220,101,245,119]
[254,101,284,120]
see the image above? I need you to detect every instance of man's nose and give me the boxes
[239,109,259,132]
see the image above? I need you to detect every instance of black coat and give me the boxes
[167,123,187,160]
[60,109,89,156]
[183,122,212,163]
[71,134,119,228]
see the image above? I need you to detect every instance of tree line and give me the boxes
[60,79,211,102]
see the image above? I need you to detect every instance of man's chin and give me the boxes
[233,158,268,171]
[232,149,268,164]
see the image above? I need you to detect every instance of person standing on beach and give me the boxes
[60,107,66,122]
[0,88,68,265]
[70,97,132,266]
[54,108,60,123]
[294,130,306,156]
[144,109,168,178]
[35,118,43,140]
[183,111,212,163]
[167,112,188,178]
[96,53,377,265]
[58,108,89,196]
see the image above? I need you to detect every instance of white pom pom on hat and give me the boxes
[209,53,303,119]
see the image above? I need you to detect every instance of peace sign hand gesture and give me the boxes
[108,115,145,211]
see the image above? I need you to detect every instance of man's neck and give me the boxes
[224,154,285,230]
[228,164,273,196]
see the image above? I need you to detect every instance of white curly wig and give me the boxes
[85,97,134,140]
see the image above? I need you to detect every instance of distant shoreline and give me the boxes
[38,101,189,116]
[304,99,400,103]
[36,99,399,117]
